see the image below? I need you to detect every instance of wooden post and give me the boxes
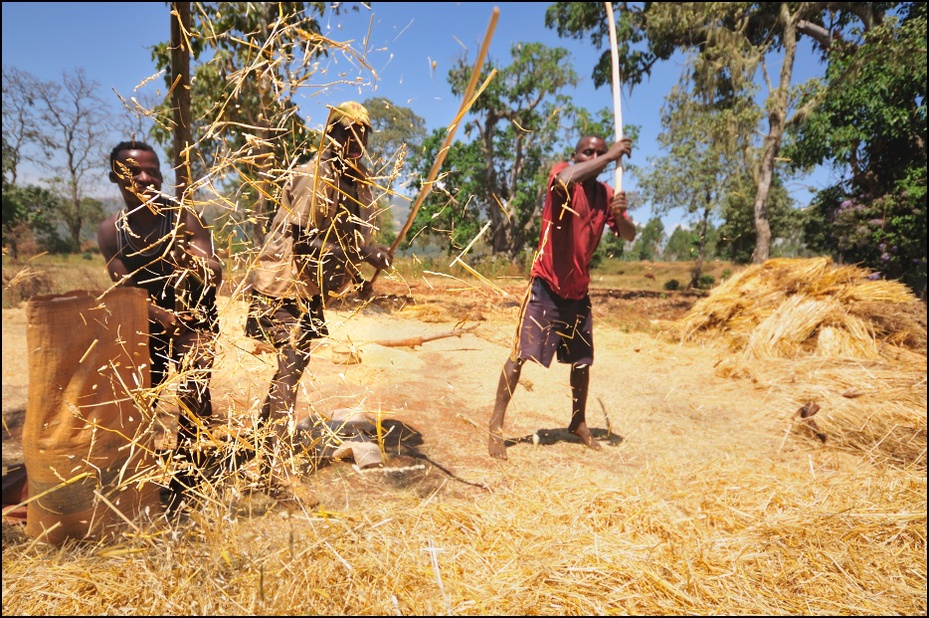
[171,2,192,203]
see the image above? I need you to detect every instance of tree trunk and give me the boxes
[689,193,711,290]
[250,3,275,247]
[171,2,192,205]
[752,3,798,263]
[69,180,81,252]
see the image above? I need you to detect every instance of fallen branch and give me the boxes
[373,325,478,349]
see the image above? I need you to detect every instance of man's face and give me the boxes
[111,149,163,210]
[329,122,369,161]
[573,137,608,164]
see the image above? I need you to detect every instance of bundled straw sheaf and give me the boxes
[674,257,927,467]
[677,257,925,358]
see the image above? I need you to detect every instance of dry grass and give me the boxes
[2,447,925,615]
[671,257,927,469]
[3,259,927,615]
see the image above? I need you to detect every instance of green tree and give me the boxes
[407,42,620,259]
[363,96,427,172]
[150,2,364,245]
[635,59,759,288]
[662,226,694,262]
[362,97,427,249]
[716,173,797,264]
[631,216,664,262]
[1,171,66,258]
[786,3,926,297]
[592,218,630,266]
[663,222,719,262]
[404,131,485,256]
[546,2,889,264]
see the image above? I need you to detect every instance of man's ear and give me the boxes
[108,170,120,184]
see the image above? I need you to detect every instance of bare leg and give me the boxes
[567,363,601,451]
[259,345,310,470]
[489,357,523,460]
[169,332,216,511]
[175,332,215,447]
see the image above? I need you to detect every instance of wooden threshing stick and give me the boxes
[604,2,623,191]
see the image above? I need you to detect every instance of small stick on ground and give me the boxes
[598,397,613,438]
[373,325,478,349]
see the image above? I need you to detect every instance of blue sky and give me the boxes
[2,2,834,231]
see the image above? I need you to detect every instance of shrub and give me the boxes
[664,278,681,291]
[697,273,716,289]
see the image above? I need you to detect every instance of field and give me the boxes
[2,254,926,615]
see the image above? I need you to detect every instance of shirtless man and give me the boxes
[98,140,222,509]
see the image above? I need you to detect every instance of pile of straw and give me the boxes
[673,257,927,467]
[676,257,925,359]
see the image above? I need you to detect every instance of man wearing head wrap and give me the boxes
[244,100,393,499]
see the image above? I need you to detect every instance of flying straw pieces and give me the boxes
[368,7,500,286]
[449,221,509,296]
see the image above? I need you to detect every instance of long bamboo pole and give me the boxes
[604,2,623,191]
[368,6,500,285]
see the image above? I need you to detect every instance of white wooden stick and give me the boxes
[605,2,623,192]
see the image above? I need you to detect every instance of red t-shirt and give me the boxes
[529,161,628,300]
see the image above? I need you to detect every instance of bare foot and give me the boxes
[488,431,508,460]
[570,422,602,451]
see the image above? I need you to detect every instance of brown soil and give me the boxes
[1,279,809,511]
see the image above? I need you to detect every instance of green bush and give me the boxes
[663,278,681,291]
[697,273,716,289]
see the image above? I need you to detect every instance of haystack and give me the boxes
[674,257,927,467]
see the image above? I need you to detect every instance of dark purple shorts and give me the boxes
[512,278,594,367]
[244,290,328,351]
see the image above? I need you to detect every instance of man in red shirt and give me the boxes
[489,135,635,460]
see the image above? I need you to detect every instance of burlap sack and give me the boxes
[23,288,162,544]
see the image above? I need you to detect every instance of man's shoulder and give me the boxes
[97,210,120,234]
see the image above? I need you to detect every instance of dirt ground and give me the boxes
[2,278,822,511]
[4,275,925,615]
